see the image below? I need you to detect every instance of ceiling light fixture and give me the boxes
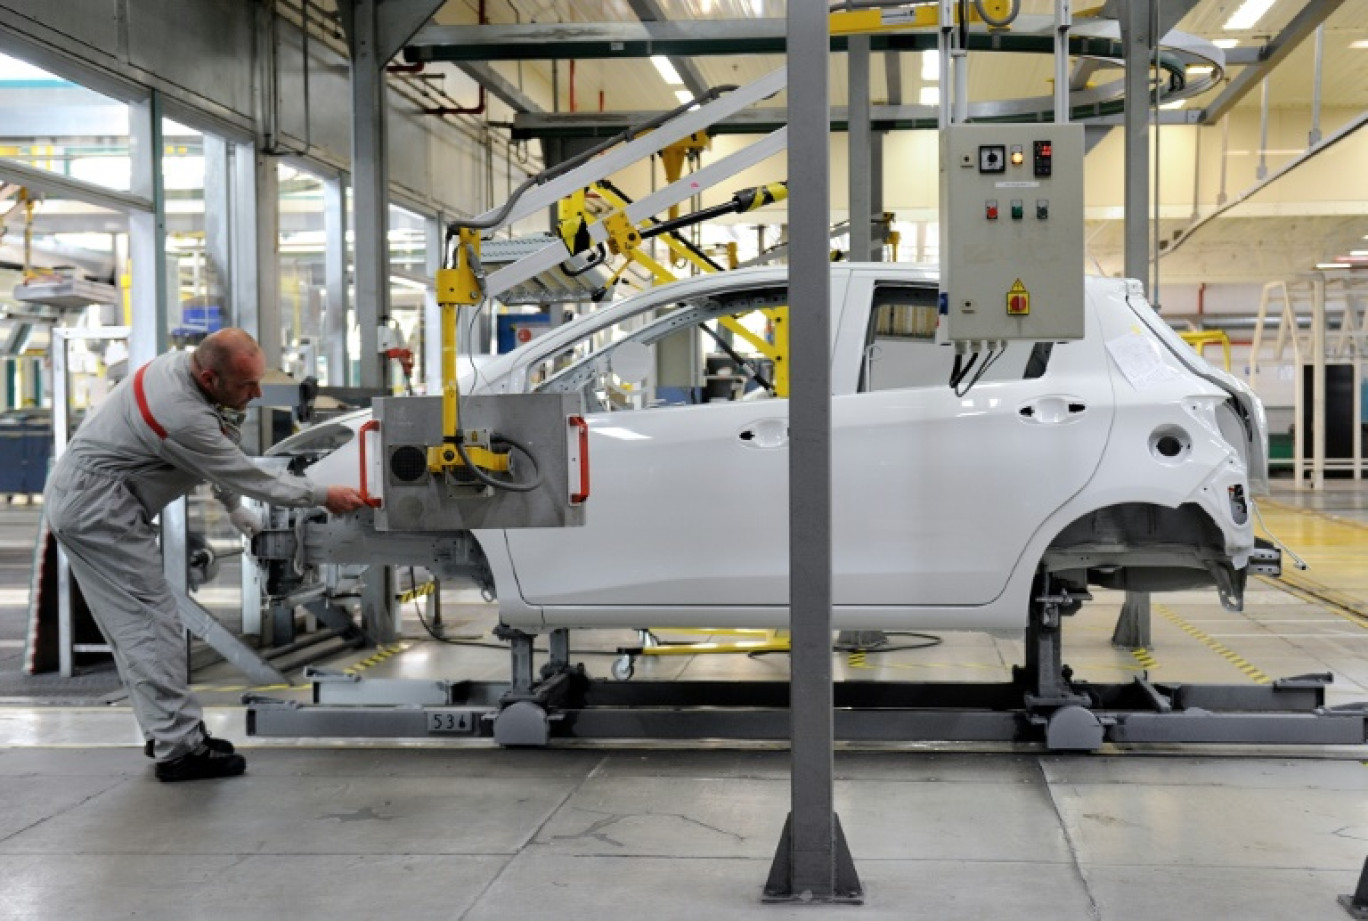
[1160,99,1186,109]
[1350,40,1368,50]
[674,89,695,106]
[1316,263,1351,270]
[1223,0,1276,31]
[919,86,939,106]
[651,56,684,86]
[1187,65,1214,75]
[1212,38,1240,49]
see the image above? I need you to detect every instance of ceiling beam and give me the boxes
[404,20,1125,63]
[625,0,710,98]
[0,158,151,214]
[511,105,1199,140]
[883,52,902,106]
[1101,0,1202,40]
[454,61,542,113]
[1161,108,1368,259]
[1200,0,1345,124]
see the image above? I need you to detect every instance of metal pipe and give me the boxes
[1151,0,1161,306]
[422,85,486,116]
[1191,121,1201,220]
[938,0,953,129]
[1054,0,1070,123]
[1217,112,1230,206]
[1309,24,1324,145]
[1257,76,1270,180]
[1312,276,1326,489]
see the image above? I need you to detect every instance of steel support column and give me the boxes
[1120,0,1152,287]
[128,90,167,366]
[203,136,233,327]
[341,0,443,644]
[230,145,280,454]
[847,35,873,262]
[1119,0,1155,651]
[324,176,351,385]
[423,210,443,394]
[764,3,860,905]
[346,0,390,391]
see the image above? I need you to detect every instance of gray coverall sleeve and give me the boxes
[160,419,330,510]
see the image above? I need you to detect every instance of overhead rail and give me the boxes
[408,13,1224,128]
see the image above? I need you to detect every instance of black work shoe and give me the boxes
[154,747,247,783]
[144,723,236,759]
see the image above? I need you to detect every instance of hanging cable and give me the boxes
[452,432,542,492]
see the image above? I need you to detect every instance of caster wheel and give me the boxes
[612,654,635,681]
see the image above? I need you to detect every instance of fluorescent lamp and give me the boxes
[1223,0,1276,31]
[1160,99,1186,110]
[1187,65,1214,75]
[1316,263,1351,270]
[1212,38,1240,49]
[922,50,939,80]
[919,86,940,106]
[1350,40,1368,49]
[651,55,683,86]
[1349,251,1368,257]
[675,89,695,106]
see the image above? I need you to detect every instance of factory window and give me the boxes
[0,53,135,192]
[859,284,1049,392]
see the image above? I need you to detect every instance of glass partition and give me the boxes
[0,53,134,193]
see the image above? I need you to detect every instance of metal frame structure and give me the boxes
[49,327,123,677]
[1248,276,1368,489]
[247,580,1368,749]
[246,4,1368,905]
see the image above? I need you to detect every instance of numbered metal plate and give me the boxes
[426,709,478,734]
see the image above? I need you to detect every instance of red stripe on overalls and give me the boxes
[133,364,168,439]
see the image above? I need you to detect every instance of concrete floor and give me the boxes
[1,483,1366,919]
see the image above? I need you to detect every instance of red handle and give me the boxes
[358,419,383,508]
[569,415,590,504]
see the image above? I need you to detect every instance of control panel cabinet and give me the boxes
[939,123,1085,342]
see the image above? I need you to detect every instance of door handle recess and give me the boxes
[738,419,788,448]
[1018,397,1087,424]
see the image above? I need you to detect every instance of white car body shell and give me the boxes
[286,264,1265,636]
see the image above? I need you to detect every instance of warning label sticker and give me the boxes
[1006,278,1030,316]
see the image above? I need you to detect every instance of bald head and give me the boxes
[191,328,266,410]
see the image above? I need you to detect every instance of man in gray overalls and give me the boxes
[44,328,367,781]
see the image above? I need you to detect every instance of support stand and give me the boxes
[763,813,863,905]
[1341,855,1368,919]
[1020,575,1104,751]
[1111,590,1152,649]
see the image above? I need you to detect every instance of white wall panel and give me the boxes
[0,0,121,62]
[126,0,254,117]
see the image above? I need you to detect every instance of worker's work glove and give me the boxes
[228,505,265,539]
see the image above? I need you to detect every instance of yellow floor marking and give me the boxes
[1155,605,1270,684]
[397,582,436,603]
[1131,647,1160,672]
